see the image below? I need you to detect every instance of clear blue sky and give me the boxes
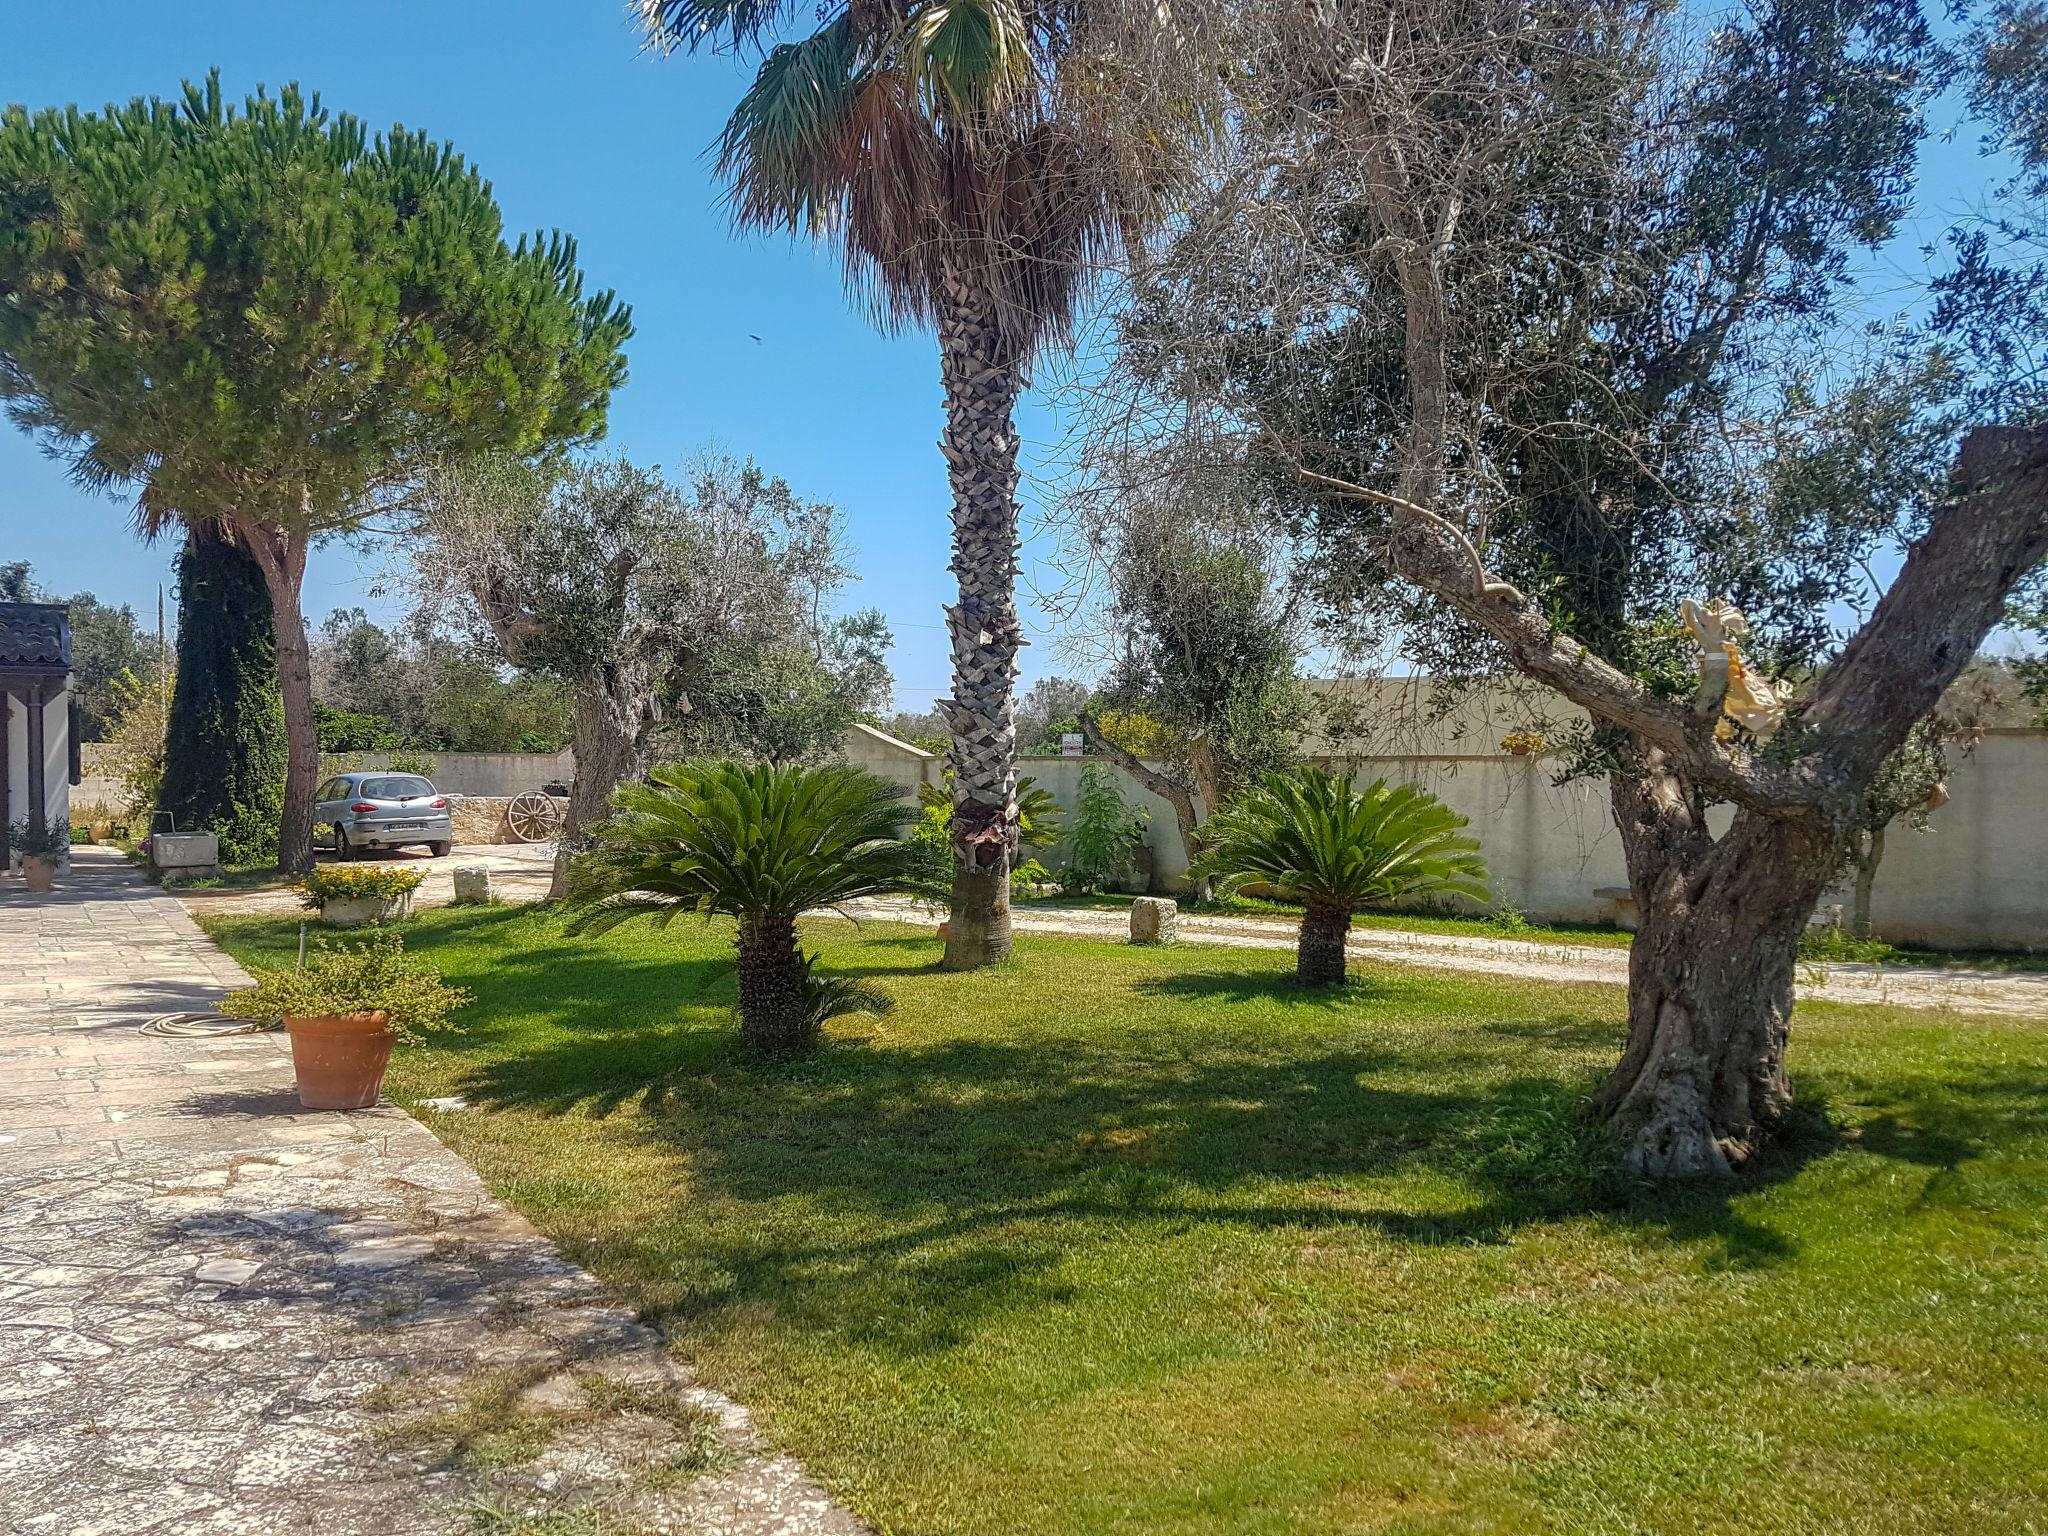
[0,4,2014,701]
[0,0,1078,712]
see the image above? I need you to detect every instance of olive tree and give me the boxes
[413,453,887,897]
[0,74,630,870]
[1092,0,2048,1177]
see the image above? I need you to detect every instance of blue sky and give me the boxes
[0,3,2017,704]
[0,0,1079,712]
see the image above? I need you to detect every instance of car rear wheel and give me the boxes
[430,841,452,858]
[334,829,355,862]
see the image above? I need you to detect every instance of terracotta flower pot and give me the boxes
[22,855,57,894]
[284,1010,396,1110]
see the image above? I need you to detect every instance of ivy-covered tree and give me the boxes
[0,73,630,870]
[157,527,286,864]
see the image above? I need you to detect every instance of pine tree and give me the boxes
[157,527,287,865]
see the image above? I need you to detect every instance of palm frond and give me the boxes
[717,15,870,234]
[906,0,1035,119]
[562,757,945,936]
[1193,768,1493,912]
[637,0,815,54]
[798,954,895,1034]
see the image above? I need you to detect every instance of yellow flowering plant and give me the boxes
[294,864,426,910]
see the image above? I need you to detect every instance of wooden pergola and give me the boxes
[0,602,78,840]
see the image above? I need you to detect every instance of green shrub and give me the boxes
[294,864,426,911]
[1191,768,1490,985]
[218,932,470,1041]
[1011,857,1053,895]
[158,529,286,865]
[7,817,71,860]
[1800,926,1899,965]
[1058,766,1145,894]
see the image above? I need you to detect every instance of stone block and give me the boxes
[1130,896,1178,945]
[152,832,220,879]
[451,867,493,905]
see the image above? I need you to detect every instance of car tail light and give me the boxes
[431,798,447,809]
[350,802,376,813]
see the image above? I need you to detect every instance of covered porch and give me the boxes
[1,602,79,866]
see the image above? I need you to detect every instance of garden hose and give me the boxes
[139,1012,270,1037]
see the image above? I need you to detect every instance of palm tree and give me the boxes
[638,0,1207,970]
[1192,769,1492,987]
[564,760,938,1049]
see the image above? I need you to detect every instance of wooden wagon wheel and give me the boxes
[506,790,563,843]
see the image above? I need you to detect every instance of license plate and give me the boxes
[388,821,425,830]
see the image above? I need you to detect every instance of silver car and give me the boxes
[313,772,455,859]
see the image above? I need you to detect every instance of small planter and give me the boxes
[283,1010,396,1109]
[21,854,58,893]
[319,891,415,928]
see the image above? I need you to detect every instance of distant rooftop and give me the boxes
[0,603,71,672]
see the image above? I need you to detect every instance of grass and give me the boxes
[1021,889,1638,950]
[203,906,2048,1536]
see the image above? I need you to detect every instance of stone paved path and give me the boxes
[0,848,867,1536]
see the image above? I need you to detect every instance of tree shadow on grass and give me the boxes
[1133,969,1385,1010]
[367,913,2048,1357]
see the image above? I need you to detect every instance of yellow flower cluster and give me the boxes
[295,865,427,910]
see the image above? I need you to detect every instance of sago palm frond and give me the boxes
[1192,768,1492,912]
[798,954,896,1035]
[562,759,942,936]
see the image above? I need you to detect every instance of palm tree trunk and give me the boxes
[1298,901,1351,986]
[933,270,1024,971]
[735,916,809,1051]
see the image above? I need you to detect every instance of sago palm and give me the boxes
[1193,769,1492,987]
[639,0,1208,970]
[564,760,938,1049]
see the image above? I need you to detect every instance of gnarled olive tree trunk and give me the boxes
[551,661,657,901]
[933,272,1024,970]
[1591,762,1840,1177]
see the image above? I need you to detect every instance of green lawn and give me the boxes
[1021,889,1638,949]
[204,908,2048,1535]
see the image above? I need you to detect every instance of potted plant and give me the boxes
[7,817,69,893]
[296,864,426,927]
[218,932,470,1109]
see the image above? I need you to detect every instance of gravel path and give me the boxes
[1,848,867,1536]
[839,897,2048,1020]
[173,849,2046,1021]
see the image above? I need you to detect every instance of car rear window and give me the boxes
[360,776,436,800]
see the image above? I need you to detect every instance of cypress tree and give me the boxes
[158,527,286,865]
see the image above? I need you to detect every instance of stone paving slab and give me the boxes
[1,848,868,1536]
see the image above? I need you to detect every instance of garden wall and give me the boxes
[853,721,2048,951]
